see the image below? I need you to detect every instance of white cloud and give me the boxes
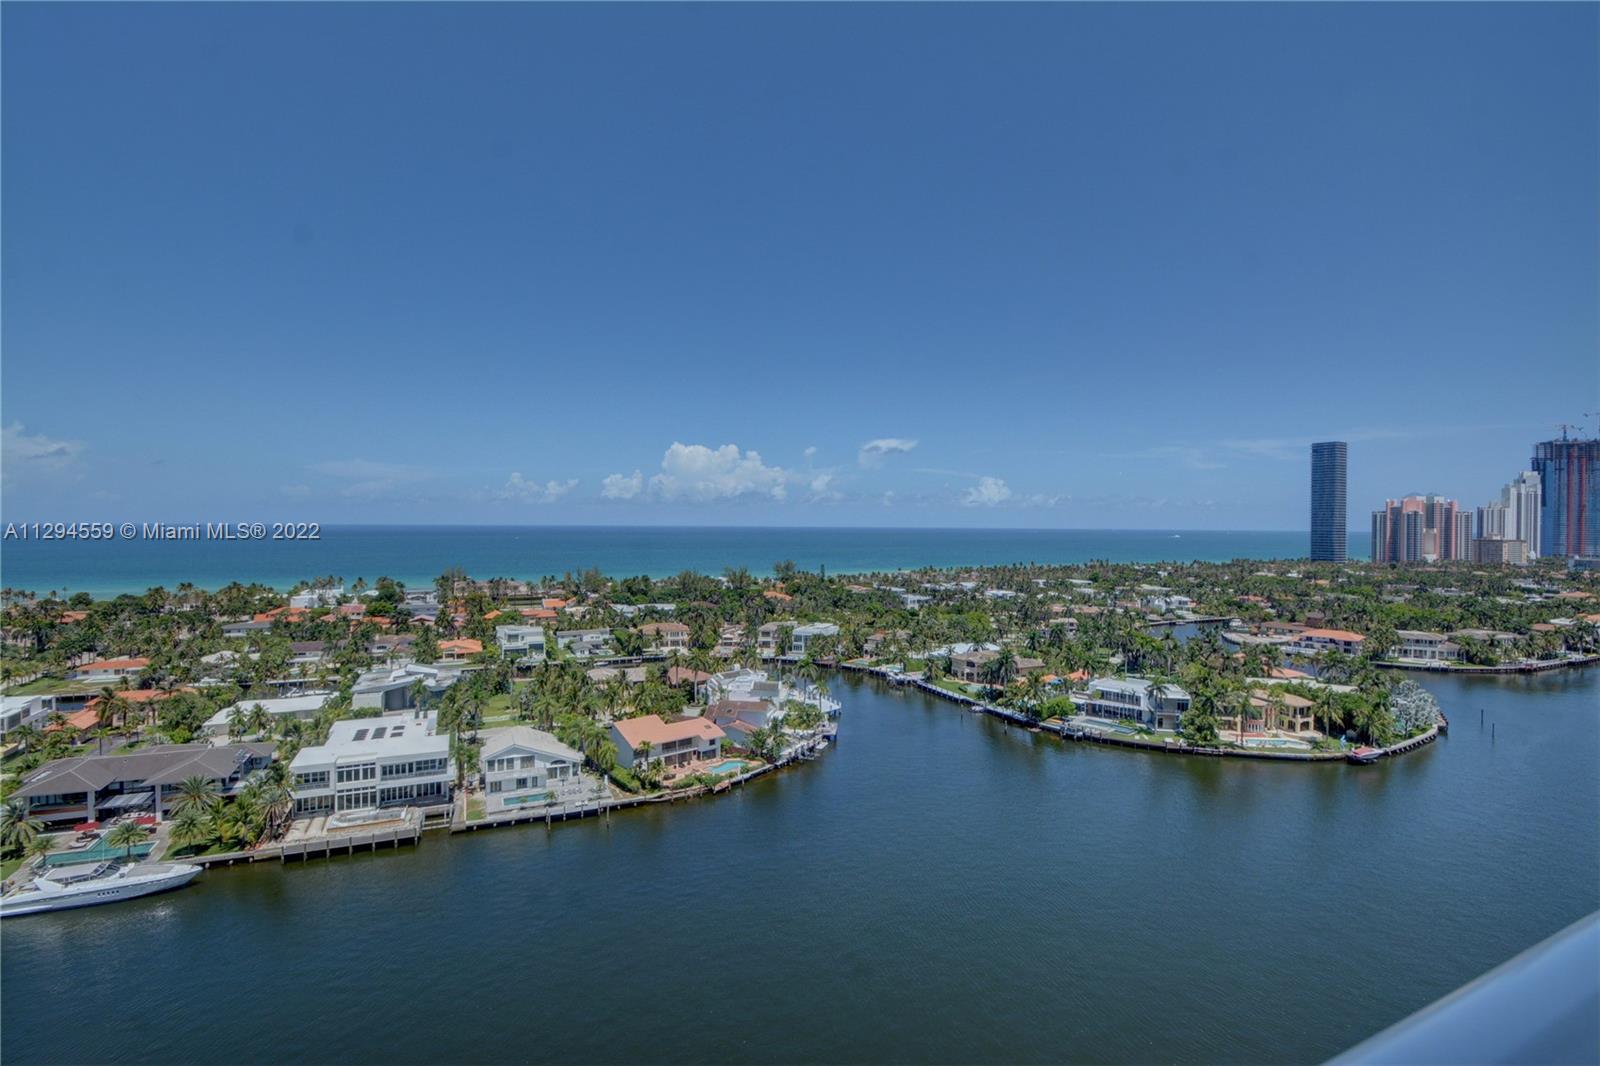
[309,458,432,498]
[962,476,1013,507]
[601,470,645,500]
[858,437,919,467]
[808,472,842,502]
[650,442,788,502]
[803,446,818,461]
[498,473,578,504]
[2,423,84,475]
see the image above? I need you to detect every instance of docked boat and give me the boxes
[0,861,201,918]
[1347,746,1383,765]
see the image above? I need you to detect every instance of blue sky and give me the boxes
[3,3,1596,530]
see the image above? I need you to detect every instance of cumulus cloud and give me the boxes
[649,442,788,502]
[309,458,432,498]
[2,423,84,475]
[961,476,1013,507]
[858,437,919,467]
[808,472,843,502]
[601,470,645,500]
[498,473,578,504]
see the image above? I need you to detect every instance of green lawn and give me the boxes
[3,677,104,697]
[466,798,486,822]
[1,855,25,881]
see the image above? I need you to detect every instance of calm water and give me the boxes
[0,525,1373,597]
[3,667,1595,1065]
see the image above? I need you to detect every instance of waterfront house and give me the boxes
[639,621,691,652]
[1085,678,1191,731]
[494,624,548,664]
[704,699,781,747]
[14,743,275,825]
[477,726,588,813]
[1215,689,1319,737]
[1392,631,1460,662]
[790,622,840,658]
[756,622,790,656]
[950,649,998,683]
[289,710,452,817]
[1285,628,1366,657]
[202,692,334,738]
[67,657,150,682]
[610,715,724,770]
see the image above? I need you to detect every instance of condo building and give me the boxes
[1532,437,1600,559]
[1310,442,1348,562]
[1370,495,1470,563]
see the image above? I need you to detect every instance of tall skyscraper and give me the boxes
[1476,471,1541,560]
[1531,438,1599,559]
[1310,442,1347,562]
[1370,495,1469,563]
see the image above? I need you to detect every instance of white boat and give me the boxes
[0,861,201,917]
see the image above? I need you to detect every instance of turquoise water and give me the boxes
[502,792,552,808]
[709,759,748,775]
[42,842,154,867]
[0,524,1371,597]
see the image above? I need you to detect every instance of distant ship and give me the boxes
[1,861,201,917]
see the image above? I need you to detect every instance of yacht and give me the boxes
[1,861,202,917]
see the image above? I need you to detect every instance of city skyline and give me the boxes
[3,3,1597,529]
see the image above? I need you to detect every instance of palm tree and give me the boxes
[0,797,43,856]
[105,820,148,863]
[171,775,221,817]
[168,807,214,853]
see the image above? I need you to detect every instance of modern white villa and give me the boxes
[351,662,464,711]
[477,726,589,814]
[789,622,840,657]
[555,628,612,658]
[201,691,333,738]
[2,694,55,740]
[1084,677,1192,731]
[289,710,453,817]
[494,624,548,664]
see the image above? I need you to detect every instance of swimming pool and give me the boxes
[502,792,552,808]
[1242,738,1312,751]
[708,760,749,776]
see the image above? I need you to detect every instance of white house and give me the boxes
[352,662,465,712]
[1,695,55,740]
[477,726,589,813]
[790,622,840,657]
[494,624,548,664]
[556,629,612,658]
[202,692,334,738]
[289,585,343,609]
[289,710,453,817]
[1085,678,1192,731]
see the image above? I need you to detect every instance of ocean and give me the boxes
[0,525,1371,597]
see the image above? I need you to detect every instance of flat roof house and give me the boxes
[494,624,548,664]
[1086,677,1192,731]
[556,629,612,659]
[289,710,452,817]
[610,715,724,771]
[202,692,334,738]
[2,694,55,739]
[478,726,588,814]
[1393,630,1460,662]
[352,662,465,712]
[790,623,840,658]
